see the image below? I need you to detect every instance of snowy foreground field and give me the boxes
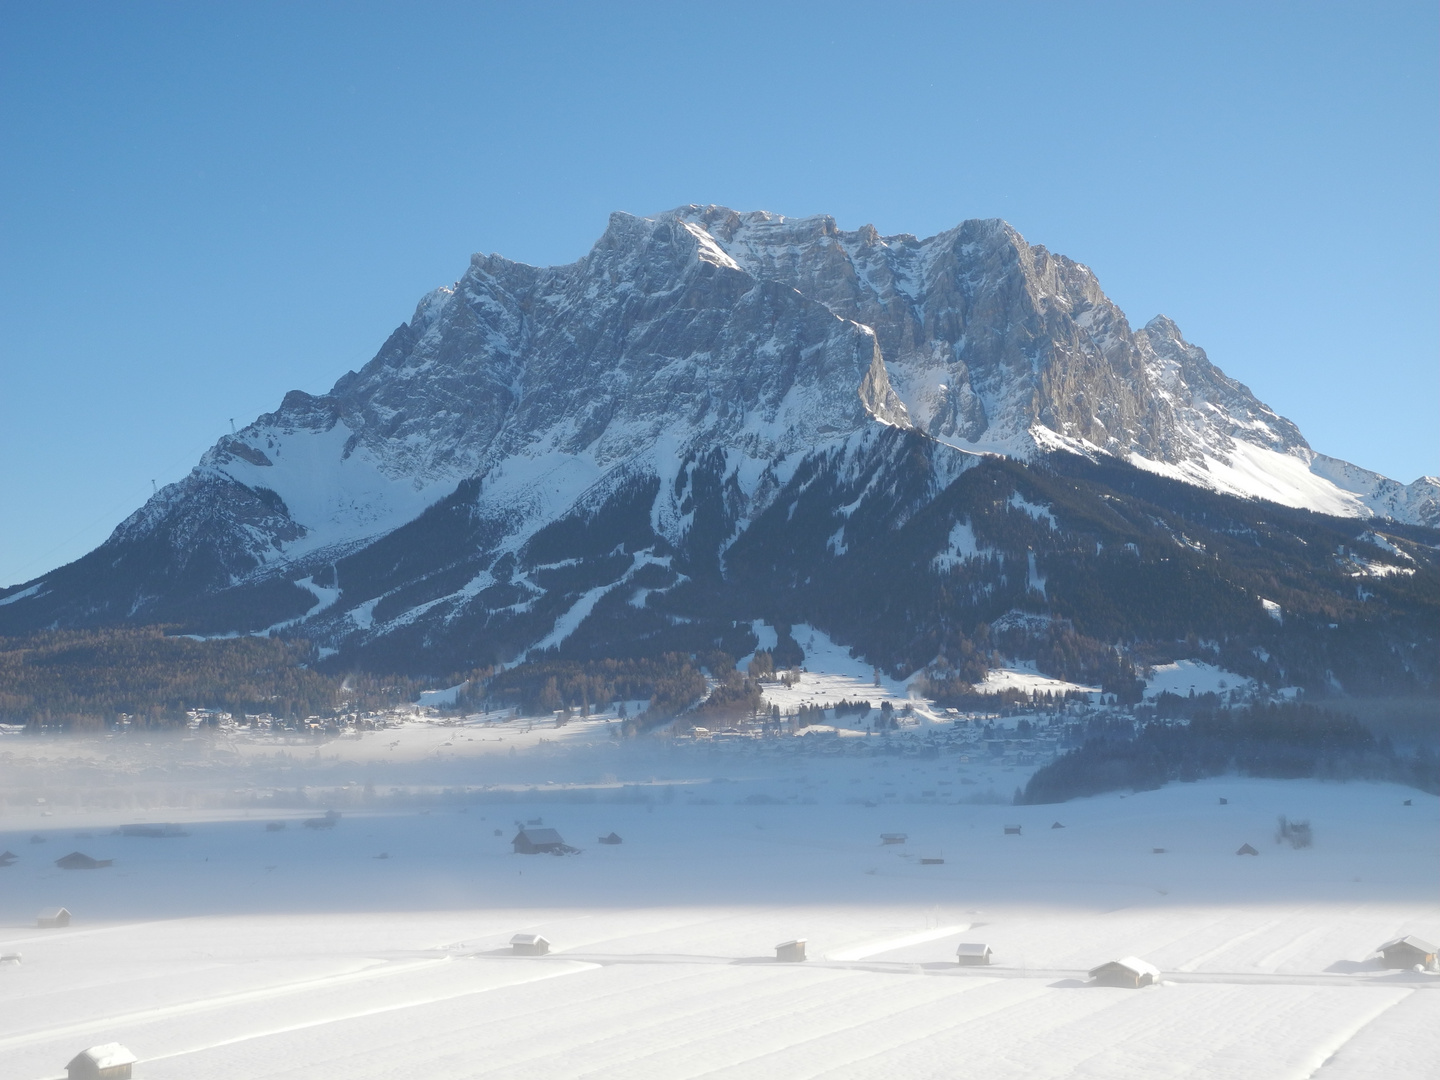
[1,716,1436,1080]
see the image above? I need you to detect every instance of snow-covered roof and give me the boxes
[516,827,563,845]
[69,1043,137,1069]
[956,943,992,957]
[1090,956,1160,979]
[1378,935,1436,954]
[511,933,549,946]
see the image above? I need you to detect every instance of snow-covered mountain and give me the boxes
[669,207,1435,522]
[2,207,1435,688]
[150,207,1439,562]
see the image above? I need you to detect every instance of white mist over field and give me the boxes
[1,706,1436,1080]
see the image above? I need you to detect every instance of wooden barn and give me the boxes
[956,943,993,966]
[512,827,566,854]
[1236,843,1259,856]
[598,832,622,845]
[880,833,907,845]
[37,907,71,928]
[1088,956,1160,988]
[510,933,551,956]
[0,850,18,866]
[66,1043,136,1079]
[1376,936,1437,969]
[775,939,807,962]
[56,852,112,870]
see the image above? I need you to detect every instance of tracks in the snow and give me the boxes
[486,950,1440,989]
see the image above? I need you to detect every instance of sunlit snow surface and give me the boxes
[740,624,925,726]
[976,662,1101,699]
[1,714,1435,1080]
[1144,660,1257,700]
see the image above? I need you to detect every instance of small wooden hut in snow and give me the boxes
[512,827,566,854]
[1376,936,1437,969]
[956,943,992,966]
[55,852,112,870]
[775,939,807,962]
[1088,956,1160,988]
[1236,843,1259,856]
[37,907,71,928]
[510,933,551,956]
[0,850,18,866]
[1003,825,1022,836]
[66,1043,136,1080]
[598,832,622,845]
[880,833,907,845]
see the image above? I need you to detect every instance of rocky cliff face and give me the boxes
[2,207,1434,687]
[667,207,1433,524]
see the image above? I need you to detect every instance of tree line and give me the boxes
[480,653,708,732]
[1019,703,1438,803]
[0,626,422,729]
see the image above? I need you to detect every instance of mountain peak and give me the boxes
[1143,313,1183,338]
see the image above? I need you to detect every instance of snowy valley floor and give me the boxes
[0,721,1436,1080]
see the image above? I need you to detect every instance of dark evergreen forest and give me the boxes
[0,627,420,729]
[1019,704,1439,804]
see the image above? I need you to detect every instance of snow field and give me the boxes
[1143,659,1255,700]
[742,625,1260,712]
[975,662,1100,698]
[0,735,1435,1078]
[740,623,1098,727]
[2,906,1432,1079]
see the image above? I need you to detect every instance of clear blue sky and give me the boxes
[2,1,1436,586]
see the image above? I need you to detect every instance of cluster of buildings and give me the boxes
[177,708,402,738]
